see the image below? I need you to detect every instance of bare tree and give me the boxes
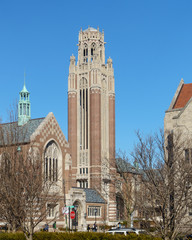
[0,118,62,240]
[132,129,192,240]
[99,150,141,227]
[115,152,141,227]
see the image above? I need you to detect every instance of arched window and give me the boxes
[91,43,96,56]
[91,43,96,62]
[44,141,59,182]
[83,44,88,63]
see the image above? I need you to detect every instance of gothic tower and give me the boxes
[68,27,116,222]
[18,80,31,126]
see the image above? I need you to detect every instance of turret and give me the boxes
[18,79,31,126]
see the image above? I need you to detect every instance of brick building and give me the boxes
[68,27,116,226]
[0,27,119,231]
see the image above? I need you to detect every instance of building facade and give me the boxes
[164,79,192,232]
[68,27,116,224]
[164,78,192,142]
[0,83,73,230]
[0,27,118,231]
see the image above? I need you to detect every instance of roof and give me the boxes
[20,83,29,93]
[116,158,140,174]
[83,27,97,32]
[173,83,192,109]
[0,118,44,146]
[83,188,106,204]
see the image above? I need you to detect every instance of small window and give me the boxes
[47,203,58,218]
[189,207,192,216]
[20,104,22,115]
[87,206,101,217]
[83,168,85,174]
[45,157,48,181]
[80,168,82,174]
[23,103,26,115]
[86,168,88,174]
[185,149,190,163]
[27,104,29,115]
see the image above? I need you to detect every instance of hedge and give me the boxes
[0,232,161,240]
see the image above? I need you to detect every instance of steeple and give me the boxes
[18,74,31,126]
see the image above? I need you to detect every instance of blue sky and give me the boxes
[1,0,192,153]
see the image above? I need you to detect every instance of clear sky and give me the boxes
[1,0,192,153]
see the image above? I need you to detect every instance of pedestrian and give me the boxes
[92,223,95,232]
[87,224,90,232]
[92,222,97,232]
[53,221,56,232]
[44,223,49,232]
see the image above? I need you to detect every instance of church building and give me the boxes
[0,27,117,231]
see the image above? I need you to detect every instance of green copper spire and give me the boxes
[18,73,31,126]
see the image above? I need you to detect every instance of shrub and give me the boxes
[0,233,25,240]
[0,231,162,240]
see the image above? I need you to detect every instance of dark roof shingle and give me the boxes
[0,118,44,146]
[84,188,106,203]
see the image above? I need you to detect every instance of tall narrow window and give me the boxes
[45,157,48,181]
[27,104,29,115]
[44,141,59,182]
[23,103,26,115]
[86,89,88,149]
[49,158,52,181]
[20,104,22,115]
[80,78,88,150]
[185,149,190,163]
[53,158,55,181]
[83,44,88,63]
[56,159,58,181]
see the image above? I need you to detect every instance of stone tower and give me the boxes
[18,80,31,126]
[68,27,116,222]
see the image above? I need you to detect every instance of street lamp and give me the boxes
[94,208,97,225]
[74,205,78,231]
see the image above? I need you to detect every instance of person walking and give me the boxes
[53,221,56,232]
[87,224,90,232]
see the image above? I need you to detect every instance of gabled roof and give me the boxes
[0,118,44,146]
[173,83,192,109]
